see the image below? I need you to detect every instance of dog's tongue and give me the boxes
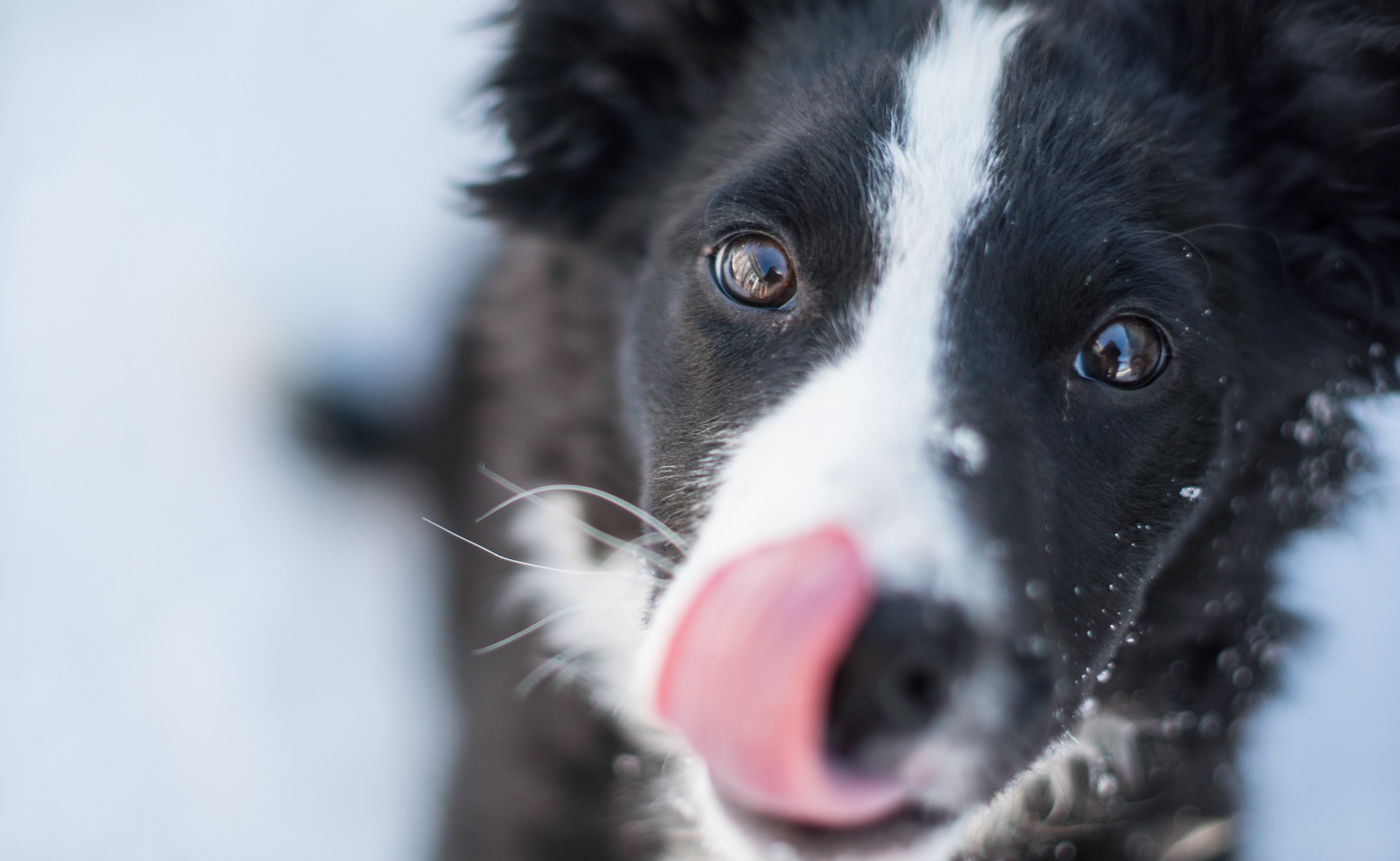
[653,526,904,827]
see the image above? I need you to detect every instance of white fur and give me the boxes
[635,2,1031,857]
[505,493,657,719]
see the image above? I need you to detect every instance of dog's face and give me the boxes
[477,0,1400,856]
[624,1,1230,847]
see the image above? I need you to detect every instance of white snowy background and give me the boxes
[0,2,1396,859]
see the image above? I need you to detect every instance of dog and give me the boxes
[417,2,1400,859]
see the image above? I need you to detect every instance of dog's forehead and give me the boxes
[694,0,1091,333]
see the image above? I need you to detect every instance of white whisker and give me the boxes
[515,643,592,698]
[424,517,652,579]
[478,471,690,553]
[473,602,617,655]
[476,466,680,574]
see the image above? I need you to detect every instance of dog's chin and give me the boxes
[710,790,972,861]
[683,720,1052,861]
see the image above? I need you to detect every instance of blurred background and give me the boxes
[0,2,1396,859]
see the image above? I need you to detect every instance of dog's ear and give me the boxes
[1222,3,1400,373]
[470,0,776,237]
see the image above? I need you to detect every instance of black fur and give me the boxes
[436,2,1400,859]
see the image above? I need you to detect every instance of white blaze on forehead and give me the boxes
[641,0,1026,717]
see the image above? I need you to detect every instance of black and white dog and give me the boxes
[423,2,1400,859]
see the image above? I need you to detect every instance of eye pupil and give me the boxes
[716,235,796,308]
[1075,317,1166,388]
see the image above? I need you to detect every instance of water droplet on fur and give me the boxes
[1232,667,1255,688]
[1025,580,1050,602]
[1180,486,1202,501]
[1074,586,1084,596]
[1055,840,1077,861]
[1217,648,1242,672]
[1204,600,1223,617]
[1019,634,1052,658]
[1096,773,1119,798]
[1097,667,1113,683]
[1370,342,1387,359]
[1235,419,1250,433]
[1306,391,1338,425]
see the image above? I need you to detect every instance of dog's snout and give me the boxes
[651,526,907,827]
[826,596,974,762]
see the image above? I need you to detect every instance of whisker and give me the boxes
[478,466,690,553]
[612,669,645,720]
[476,467,680,574]
[423,518,641,578]
[1146,221,1290,285]
[515,643,592,698]
[559,493,686,554]
[1135,228,1214,291]
[601,532,676,579]
[473,602,616,655]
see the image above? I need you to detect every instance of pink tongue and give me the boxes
[653,526,904,827]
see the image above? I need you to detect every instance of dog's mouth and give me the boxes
[714,792,962,860]
[649,525,1038,848]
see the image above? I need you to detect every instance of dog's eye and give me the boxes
[714,234,796,308]
[1075,317,1167,388]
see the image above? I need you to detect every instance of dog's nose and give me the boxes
[651,526,906,827]
[825,596,974,762]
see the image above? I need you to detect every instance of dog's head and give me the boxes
[477,0,1400,855]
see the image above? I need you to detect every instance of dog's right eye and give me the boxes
[713,234,796,308]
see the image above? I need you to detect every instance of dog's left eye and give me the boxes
[713,234,796,308]
[1075,316,1168,388]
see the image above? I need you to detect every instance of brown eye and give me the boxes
[1075,316,1168,388]
[714,234,796,308]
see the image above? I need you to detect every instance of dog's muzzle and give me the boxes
[652,526,978,828]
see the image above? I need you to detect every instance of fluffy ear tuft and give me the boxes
[470,0,770,237]
[1232,3,1400,364]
